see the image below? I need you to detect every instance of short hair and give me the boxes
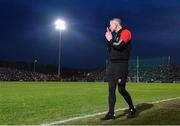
[110,18,122,25]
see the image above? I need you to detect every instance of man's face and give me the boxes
[109,20,118,32]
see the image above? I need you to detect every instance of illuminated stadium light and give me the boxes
[54,19,66,30]
[54,18,66,76]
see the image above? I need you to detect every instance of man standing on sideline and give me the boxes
[101,18,136,120]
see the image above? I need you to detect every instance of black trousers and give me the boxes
[106,61,134,114]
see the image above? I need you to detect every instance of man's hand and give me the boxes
[105,27,112,41]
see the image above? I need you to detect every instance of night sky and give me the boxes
[0,0,180,69]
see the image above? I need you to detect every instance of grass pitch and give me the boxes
[0,82,180,125]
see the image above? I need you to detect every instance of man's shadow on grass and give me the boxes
[115,103,154,119]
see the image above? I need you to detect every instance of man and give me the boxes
[101,18,136,120]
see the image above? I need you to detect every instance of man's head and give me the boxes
[109,18,122,32]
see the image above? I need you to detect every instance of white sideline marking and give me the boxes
[41,96,180,126]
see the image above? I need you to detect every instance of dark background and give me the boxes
[0,0,180,69]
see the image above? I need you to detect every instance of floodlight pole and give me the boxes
[54,19,66,76]
[58,31,62,76]
[136,56,139,83]
[33,60,37,73]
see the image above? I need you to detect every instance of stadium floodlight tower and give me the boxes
[33,59,38,73]
[54,19,66,76]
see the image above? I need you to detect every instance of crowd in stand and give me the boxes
[65,70,105,82]
[169,64,180,82]
[0,64,180,82]
[0,67,61,81]
[128,64,169,82]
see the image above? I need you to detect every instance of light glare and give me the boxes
[54,19,66,30]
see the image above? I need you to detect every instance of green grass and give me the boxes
[0,82,180,125]
[65,99,180,125]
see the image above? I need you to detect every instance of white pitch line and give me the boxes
[151,97,180,104]
[41,96,180,126]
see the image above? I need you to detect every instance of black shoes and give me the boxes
[101,108,136,120]
[127,108,136,118]
[101,112,115,120]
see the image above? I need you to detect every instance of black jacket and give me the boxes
[107,28,132,62]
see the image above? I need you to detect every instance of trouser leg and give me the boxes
[117,77,135,110]
[108,77,117,114]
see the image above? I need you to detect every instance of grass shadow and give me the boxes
[116,103,154,119]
